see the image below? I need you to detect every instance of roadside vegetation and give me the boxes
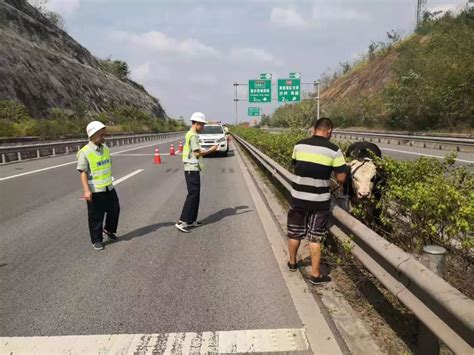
[232,127,474,297]
[0,100,186,139]
[262,10,473,132]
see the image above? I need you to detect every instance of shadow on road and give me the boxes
[199,205,251,226]
[113,222,176,242]
[109,205,251,244]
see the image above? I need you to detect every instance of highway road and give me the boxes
[372,142,474,168]
[0,137,342,353]
[1,133,471,353]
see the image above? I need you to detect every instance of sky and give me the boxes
[42,0,467,123]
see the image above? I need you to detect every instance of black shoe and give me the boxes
[175,222,191,233]
[104,230,118,241]
[287,261,298,272]
[93,242,104,251]
[309,275,331,285]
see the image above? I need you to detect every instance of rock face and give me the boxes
[0,0,166,119]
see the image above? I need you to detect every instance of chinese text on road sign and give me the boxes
[249,80,272,103]
[248,107,261,116]
[278,79,301,102]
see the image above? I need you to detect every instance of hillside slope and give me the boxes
[268,10,473,132]
[321,11,473,131]
[0,0,166,119]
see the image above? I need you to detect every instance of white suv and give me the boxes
[198,123,229,156]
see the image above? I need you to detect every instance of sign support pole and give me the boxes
[234,82,239,125]
[314,80,321,120]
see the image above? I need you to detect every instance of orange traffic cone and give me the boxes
[170,143,176,156]
[178,141,183,153]
[153,147,161,164]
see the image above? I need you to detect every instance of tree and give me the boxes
[28,0,66,30]
[386,29,401,44]
[368,41,378,60]
[99,59,131,81]
[260,114,271,127]
[340,61,351,74]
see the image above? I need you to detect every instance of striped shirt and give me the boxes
[291,135,346,211]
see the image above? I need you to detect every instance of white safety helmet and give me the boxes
[190,112,207,124]
[86,121,106,138]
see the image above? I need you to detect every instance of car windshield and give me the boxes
[201,126,223,134]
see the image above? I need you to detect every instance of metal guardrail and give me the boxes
[0,132,185,165]
[233,134,474,354]
[332,130,474,153]
[263,128,474,153]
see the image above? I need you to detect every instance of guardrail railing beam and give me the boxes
[0,132,185,165]
[233,133,474,354]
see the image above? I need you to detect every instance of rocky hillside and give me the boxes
[0,0,166,119]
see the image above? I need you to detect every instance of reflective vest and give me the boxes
[182,130,203,170]
[78,144,112,189]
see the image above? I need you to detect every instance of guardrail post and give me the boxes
[417,245,446,354]
[65,146,69,154]
[52,148,56,156]
[37,150,40,158]
[17,152,22,161]
[2,153,5,164]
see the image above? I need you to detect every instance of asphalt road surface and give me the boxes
[1,138,304,339]
[1,134,471,353]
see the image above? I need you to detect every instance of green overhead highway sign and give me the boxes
[259,73,272,80]
[248,107,261,116]
[278,79,301,102]
[249,79,272,103]
[289,72,301,79]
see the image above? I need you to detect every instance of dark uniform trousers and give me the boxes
[87,187,120,243]
[180,171,201,224]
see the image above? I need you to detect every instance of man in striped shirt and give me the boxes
[287,117,348,285]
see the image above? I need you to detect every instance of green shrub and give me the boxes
[232,128,474,265]
[99,59,130,81]
[231,127,308,168]
[0,100,32,123]
[377,154,474,259]
[384,11,474,130]
[0,100,184,138]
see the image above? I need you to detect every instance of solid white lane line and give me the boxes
[0,328,309,354]
[0,137,183,181]
[113,169,144,186]
[0,161,77,182]
[381,147,474,164]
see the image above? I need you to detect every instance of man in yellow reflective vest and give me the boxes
[175,112,218,233]
[77,121,120,250]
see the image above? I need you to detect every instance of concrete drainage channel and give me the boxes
[233,134,474,355]
[0,132,185,165]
